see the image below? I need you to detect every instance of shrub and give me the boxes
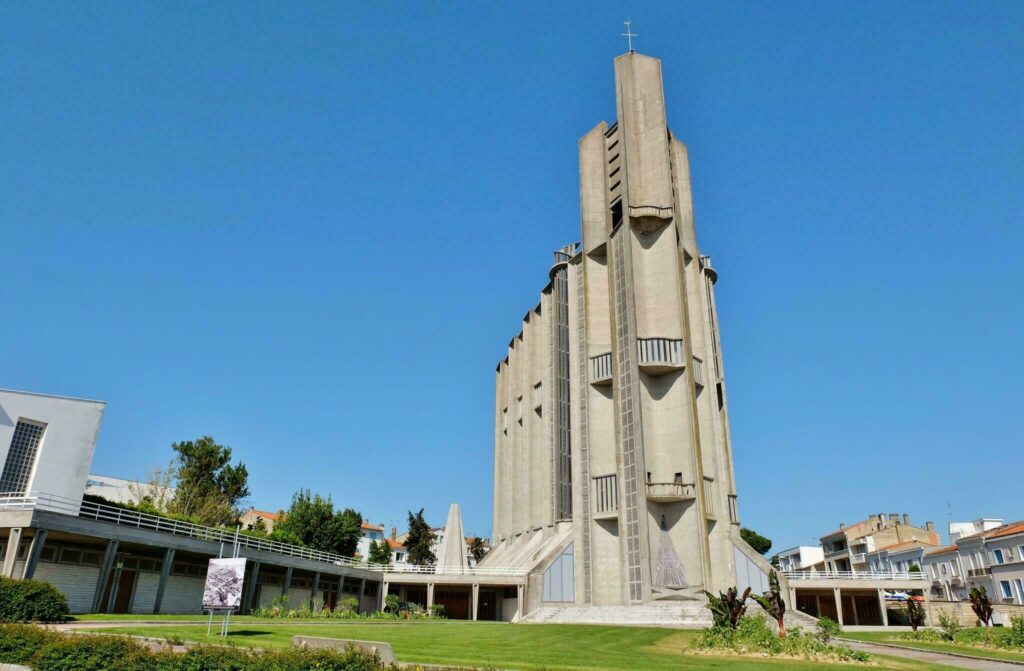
[384,594,400,614]
[815,616,841,644]
[0,576,70,623]
[340,597,360,614]
[0,623,51,663]
[702,586,751,629]
[0,624,393,671]
[693,615,868,663]
[937,609,962,641]
[430,604,446,618]
[1008,615,1024,648]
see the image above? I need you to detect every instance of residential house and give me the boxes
[776,546,824,572]
[238,508,280,532]
[820,514,939,573]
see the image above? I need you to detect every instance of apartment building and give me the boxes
[819,514,939,573]
[776,546,824,572]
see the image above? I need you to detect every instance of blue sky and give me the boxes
[2,2,1021,552]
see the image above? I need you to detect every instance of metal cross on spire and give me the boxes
[622,20,637,53]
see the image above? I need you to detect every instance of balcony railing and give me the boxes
[703,477,716,519]
[0,493,529,577]
[646,482,695,502]
[699,255,718,283]
[637,338,683,372]
[968,567,992,577]
[593,474,618,518]
[783,569,927,582]
[590,352,613,385]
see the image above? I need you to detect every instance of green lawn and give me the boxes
[842,629,1024,663]
[104,621,951,671]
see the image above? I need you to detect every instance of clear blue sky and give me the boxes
[2,2,1021,552]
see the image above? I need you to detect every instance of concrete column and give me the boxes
[310,572,321,609]
[337,574,345,607]
[426,583,435,611]
[878,589,889,627]
[92,540,119,613]
[2,528,23,578]
[833,588,843,626]
[242,561,261,614]
[106,557,125,614]
[22,529,48,580]
[471,583,480,621]
[381,581,390,612]
[153,548,175,614]
[517,584,525,621]
[281,567,293,597]
[358,578,366,613]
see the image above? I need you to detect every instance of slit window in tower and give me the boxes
[611,200,623,229]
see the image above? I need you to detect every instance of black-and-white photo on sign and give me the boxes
[202,558,246,610]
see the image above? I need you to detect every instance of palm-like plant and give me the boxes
[751,571,787,637]
[969,586,993,627]
[905,596,926,632]
[703,586,751,629]
[468,537,487,562]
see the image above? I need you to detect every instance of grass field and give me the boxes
[100,620,954,670]
[842,629,1024,663]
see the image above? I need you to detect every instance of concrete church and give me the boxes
[482,50,771,620]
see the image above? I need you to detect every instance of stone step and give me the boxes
[523,602,712,626]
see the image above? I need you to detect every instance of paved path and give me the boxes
[841,639,1024,670]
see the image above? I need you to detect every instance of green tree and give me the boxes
[405,508,436,566]
[367,539,392,566]
[740,527,773,556]
[168,436,250,526]
[272,490,363,556]
[468,537,488,562]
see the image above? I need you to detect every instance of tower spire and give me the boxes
[621,20,637,54]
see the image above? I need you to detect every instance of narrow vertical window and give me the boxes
[0,420,47,495]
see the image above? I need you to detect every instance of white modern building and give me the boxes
[776,546,824,572]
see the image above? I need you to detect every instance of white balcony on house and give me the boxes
[636,338,684,374]
[590,352,613,385]
[646,482,695,503]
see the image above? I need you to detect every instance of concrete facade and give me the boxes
[488,52,764,616]
[0,389,105,508]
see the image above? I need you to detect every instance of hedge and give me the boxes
[0,624,403,670]
[0,577,70,623]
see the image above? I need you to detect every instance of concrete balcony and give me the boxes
[637,338,684,374]
[646,482,695,503]
[699,255,717,284]
[590,353,613,385]
[968,567,992,578]
[593,474,618,520]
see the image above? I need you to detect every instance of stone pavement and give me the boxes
[841,639,1024,670]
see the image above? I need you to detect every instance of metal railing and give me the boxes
[782,569,927,582]
[0,492,528,577]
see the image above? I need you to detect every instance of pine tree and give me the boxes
[405,508,436,566]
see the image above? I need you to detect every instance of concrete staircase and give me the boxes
[522,600,712,627]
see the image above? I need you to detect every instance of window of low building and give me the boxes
[999,580,1014,600]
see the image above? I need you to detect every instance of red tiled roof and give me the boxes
[386,539,405,550]
[925,544,960,556]
[361,522,384,531]
[983,521,1024,540]
[247,509,280,520]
